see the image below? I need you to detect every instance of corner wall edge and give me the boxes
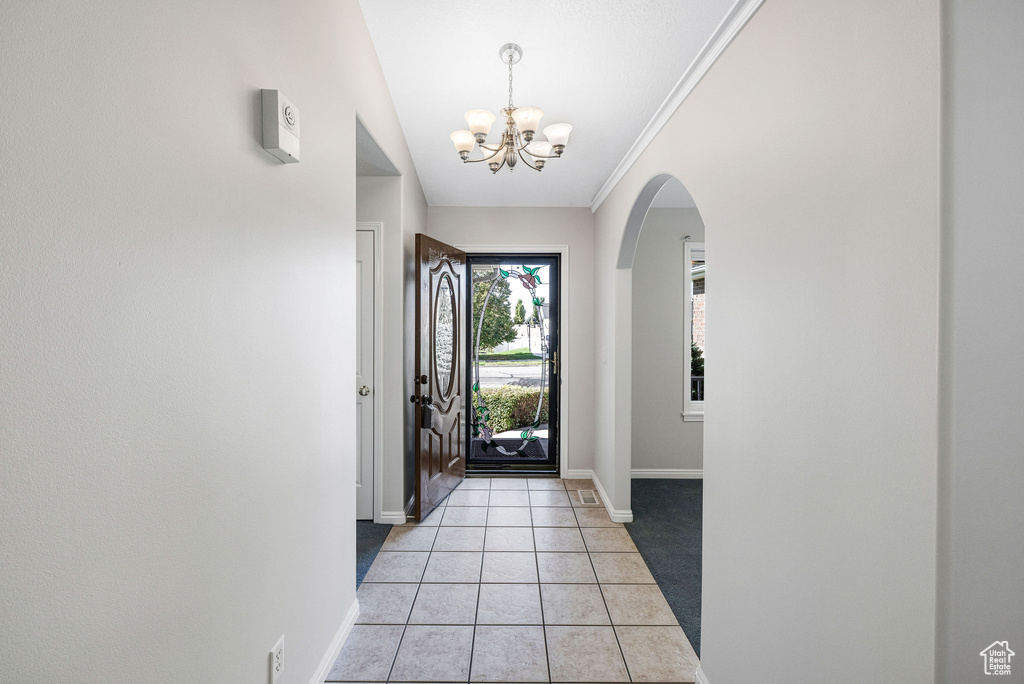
[307,598,359,684]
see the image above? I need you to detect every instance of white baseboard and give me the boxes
[308,598,359,684]
[695,664,710,684]
[377,511,407,525]
[577,469,633,523]
[631,468,703,479]
[563,468,595,479]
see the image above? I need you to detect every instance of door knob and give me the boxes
[358,385,371,396]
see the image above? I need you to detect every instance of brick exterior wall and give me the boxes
[692,276,705,352]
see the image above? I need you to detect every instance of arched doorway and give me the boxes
[623,174,706,653]
[628,176,705,472]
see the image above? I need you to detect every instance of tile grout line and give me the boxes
[463,483,490,684]
[363,481,675,683]
[538,478,571,684]
[532,499,553,684]
[577,487,636,683]
[384,499,444,683]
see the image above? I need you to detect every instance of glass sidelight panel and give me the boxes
[466,255,559,471]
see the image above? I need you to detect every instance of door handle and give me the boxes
[358,385,371,396]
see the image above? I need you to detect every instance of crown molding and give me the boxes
[590,0,765,212]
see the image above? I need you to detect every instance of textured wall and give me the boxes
[0,1,426,681]
[593,1,941,681]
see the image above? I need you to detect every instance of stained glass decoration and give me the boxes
[435,276,455,396]
[470,265,549,456]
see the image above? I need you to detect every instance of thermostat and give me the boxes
[262,89,300,163]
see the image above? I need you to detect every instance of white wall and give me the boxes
[937,2,1024,681]
[593,1,940,681]
[0,1,426,682]
[426,207,596,475]
[632,209,705,473]
[356,177,420,520]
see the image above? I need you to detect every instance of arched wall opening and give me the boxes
[615,173,708,484]
[630,177,706,478]
[620,174,706,653]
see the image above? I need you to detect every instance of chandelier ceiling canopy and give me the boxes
[449,44,573,174]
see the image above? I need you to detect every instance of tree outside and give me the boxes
[473,278,518,351]
[691,343,704,376]
[514,298,526,325]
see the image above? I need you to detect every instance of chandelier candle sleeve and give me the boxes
[450,43,573,174]
[450,130,476,159]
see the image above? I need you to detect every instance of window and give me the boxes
[683,241,704,421]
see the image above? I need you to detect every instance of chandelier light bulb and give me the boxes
[450,130,476,160]
[464,109,497,142]
[511,106,544,141]
[526,140,553,169]
[542,123,573,155]
[526,140,553,156]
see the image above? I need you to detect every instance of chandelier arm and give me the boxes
[514,139,561,159]
[464,132,509,163]
[471,145,505,163]
[493,130,511,151]
[515,147,543,172]
[522,150,561,160]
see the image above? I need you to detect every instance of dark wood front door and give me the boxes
[414,234,466,520]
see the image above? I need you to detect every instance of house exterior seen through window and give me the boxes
[684,242,705,420]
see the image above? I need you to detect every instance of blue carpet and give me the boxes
[356,520,392,587]
[625,478,703,656]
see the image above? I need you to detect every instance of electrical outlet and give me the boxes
[269,635,284,684]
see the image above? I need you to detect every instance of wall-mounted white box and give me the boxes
[261,89,299,163]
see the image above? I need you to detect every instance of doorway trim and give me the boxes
[454,243,574,479]
[357,222,385,523]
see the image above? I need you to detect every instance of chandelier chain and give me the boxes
[508,56,514,110]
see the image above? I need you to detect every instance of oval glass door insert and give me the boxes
[434,275,455,398]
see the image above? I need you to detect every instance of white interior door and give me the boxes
[356,229,376,520]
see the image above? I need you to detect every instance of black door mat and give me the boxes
[471,438,548,461]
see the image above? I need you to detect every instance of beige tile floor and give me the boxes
[327,478,699,683]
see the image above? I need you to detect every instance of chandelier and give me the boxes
[449,43,573,173]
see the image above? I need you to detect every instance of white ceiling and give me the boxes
[358,0,735,208]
